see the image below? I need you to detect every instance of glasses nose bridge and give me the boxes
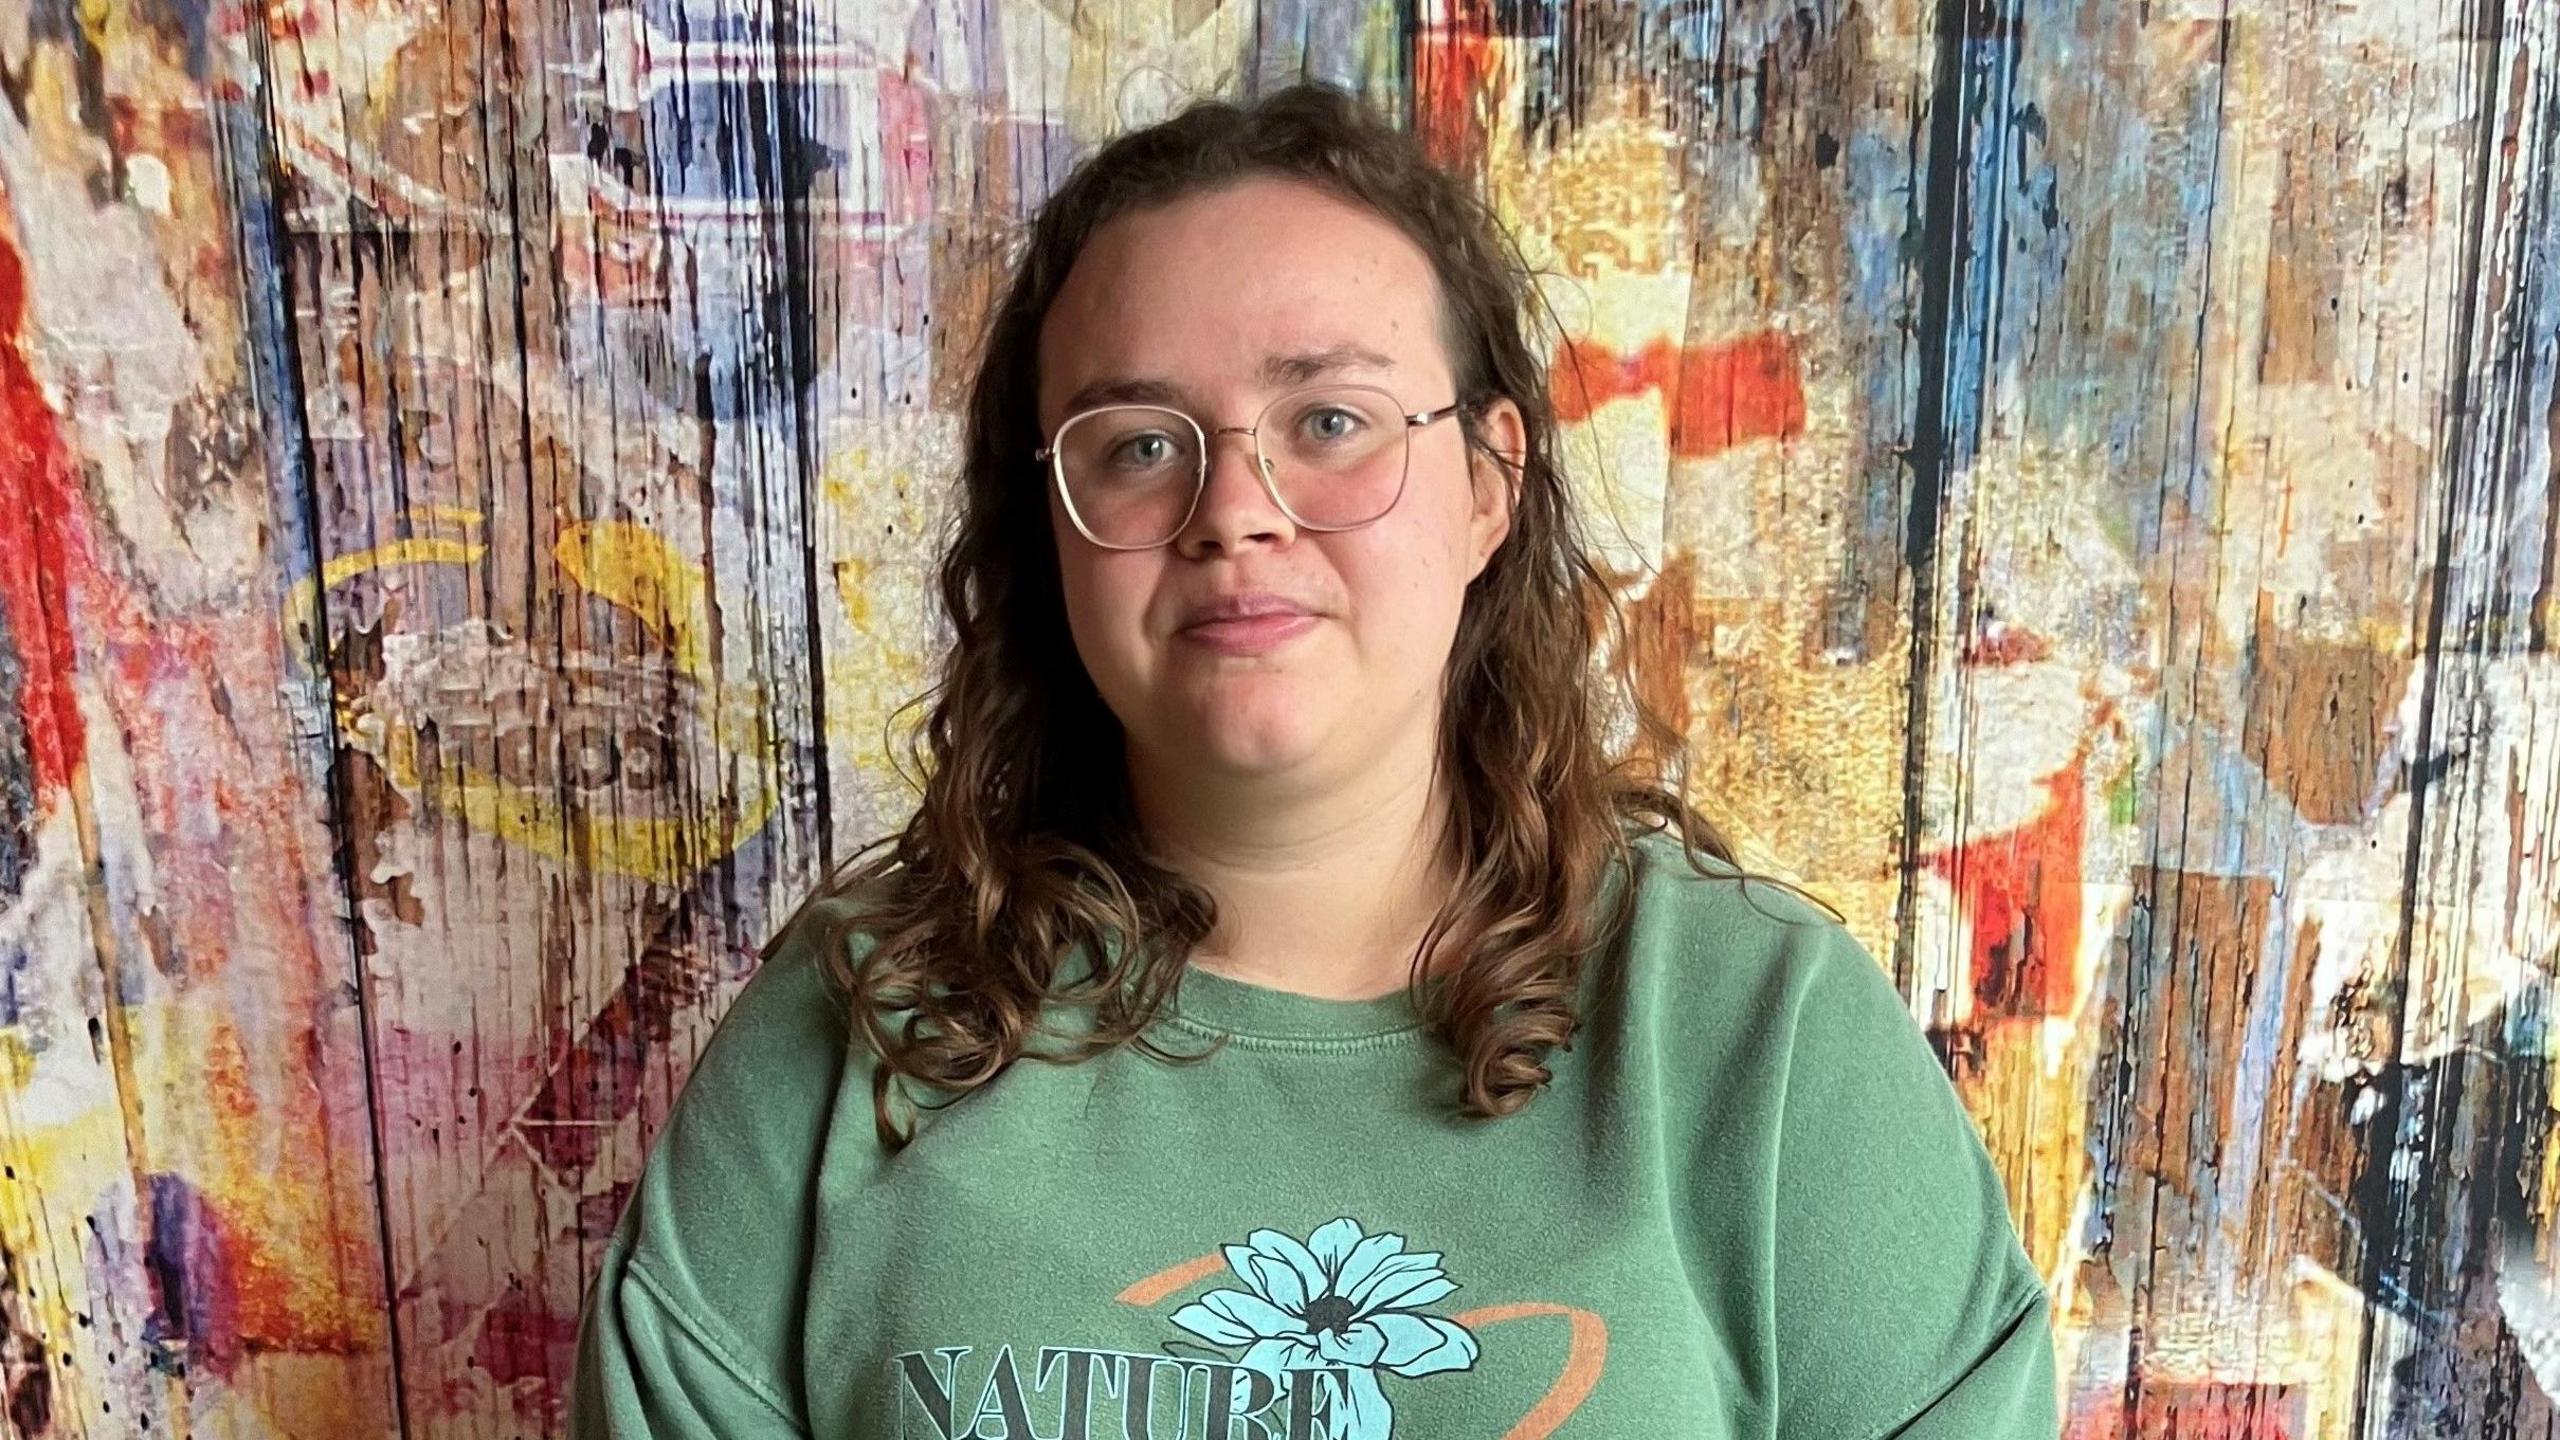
[1181,414,1286,551]
[1198,418,1273,479]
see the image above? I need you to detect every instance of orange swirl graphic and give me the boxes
[1449,1302,1609,1440]
[1122,1254,1609,1438]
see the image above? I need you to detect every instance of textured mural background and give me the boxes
[0,0,2554,1435]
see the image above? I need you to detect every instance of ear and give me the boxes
[1464,395,1525,582]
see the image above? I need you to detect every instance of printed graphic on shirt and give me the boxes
[889,1215,1606,1440]
[1163,1216,1479,1438]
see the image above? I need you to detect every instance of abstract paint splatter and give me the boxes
[0,0,2550,1434]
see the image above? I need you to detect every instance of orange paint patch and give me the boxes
[1551,329,1809,458]
[1925,754,2088,1020]
[1412,5,1503,170]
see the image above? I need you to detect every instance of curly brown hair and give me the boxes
[772,80,1836,1146]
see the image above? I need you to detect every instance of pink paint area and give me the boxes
[2066,1382,2304,1438]
[141,1173,245,1380]
[471,1285,582,1391]
[1179,613,1319,656]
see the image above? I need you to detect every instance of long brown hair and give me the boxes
[777,81,1835,1146]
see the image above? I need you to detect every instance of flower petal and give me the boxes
[1371,1276,1457,1313]
[1331,1231,1408,1300]
[1223,1243,1276,1301]
[1245,1251,1311,1315]
[1340,1254,1429,1312]
[1171,1288,1305,1346]
[1316,1321,1388,1369]
[1336,1366,1394,1440]
[1344,1253,1447,1314]
[1239,1335,1325,1377]
[1306,1217,1367,1278]
[1244,1228,1332,1311]
[1369,1311,1480,1376]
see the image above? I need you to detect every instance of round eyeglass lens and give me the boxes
[1257,385,1410,529]
[1056,405,1205,547]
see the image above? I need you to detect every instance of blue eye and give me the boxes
[1301,407,1363,442]
[1110,433,1180,469]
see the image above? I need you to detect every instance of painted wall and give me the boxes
[0,0,2553,1435]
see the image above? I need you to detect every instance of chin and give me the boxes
[1181,710,1325,774]
[1193,735,1323,778]
[1161,691,1330,778]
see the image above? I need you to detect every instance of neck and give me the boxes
[1125,725,1455,1002]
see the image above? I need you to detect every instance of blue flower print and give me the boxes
[1168,1217,1480,1440]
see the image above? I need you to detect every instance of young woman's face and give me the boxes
[1035,175,1523,790]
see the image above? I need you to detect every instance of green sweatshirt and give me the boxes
[571,830,2058,1439]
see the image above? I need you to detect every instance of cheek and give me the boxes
[1404,458,1489,589]
[1337,510,1475,659]
[1052,543,1157,678]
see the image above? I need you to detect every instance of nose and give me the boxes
[1172,425,1296,558]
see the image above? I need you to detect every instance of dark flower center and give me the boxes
[1299,1294,1356,1335]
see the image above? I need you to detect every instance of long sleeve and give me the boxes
[1765,922,2061,1440]
[1870,1280,2058,1438]
[569,1236,812,1439]
[564,897,873,1438]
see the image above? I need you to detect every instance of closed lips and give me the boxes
[1181,595,1317,628]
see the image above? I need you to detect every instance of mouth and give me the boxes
[1177,590,1321,629]
[1177,600,1322,655]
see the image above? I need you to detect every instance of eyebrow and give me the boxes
[1057,344,1399,415]
[1263,342,1397,387]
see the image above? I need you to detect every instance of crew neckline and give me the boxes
[1108,829,1681,1044]
[1162,962,1440,1044]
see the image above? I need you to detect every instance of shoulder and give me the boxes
[1607,826,1972,1133]
[1614,825,1844,938]
[652,885,882,1166]
[701,886,876,1075]
[1605,830,2051,1431]
[1614,834,2051,1428]
[1604,826,1893,1047]
[589,881,890,1402]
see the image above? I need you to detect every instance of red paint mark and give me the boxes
[472,1285,581,1388]
[876,68,935,230]
[1925,752,2087,1020]
[1963,616,2054,667]
[1412,4,1502,171]
[0,227,88,799]
[2066,1382,2304,1439]
[560,206,671,309]
[1550,330,1808,458]
[516,981,648,1174]
[517,947,704,1174]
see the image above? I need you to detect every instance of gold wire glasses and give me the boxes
[1035,383,1472,550]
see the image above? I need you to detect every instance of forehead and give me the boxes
[1035,175,1451,421]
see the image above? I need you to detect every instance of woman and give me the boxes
[572,83,2057,1439]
